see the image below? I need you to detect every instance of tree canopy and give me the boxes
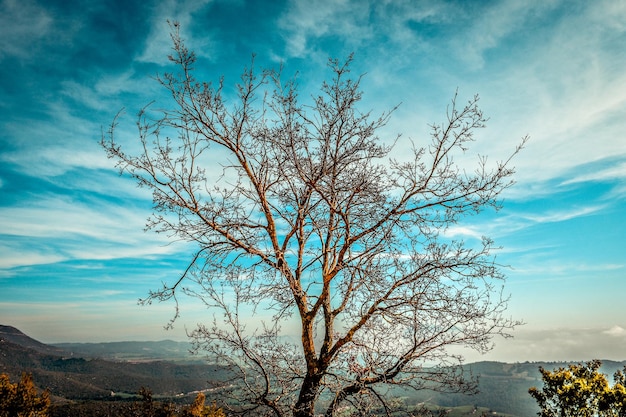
[529,360,626,417]
[0,372,50,417]
[102,23,526,417]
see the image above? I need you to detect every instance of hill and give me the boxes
[3,324,626,416]
[53,340,195,362]
[392,360,626,416]
[0,325,229,401]
[0,324,68,356]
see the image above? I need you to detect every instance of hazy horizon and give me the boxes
[4,322,626,366]
[1,0,626,365]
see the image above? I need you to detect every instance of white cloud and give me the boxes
[589,0,626,31]
[561,162,626,186]
[522,205,606,224]
[278,0,373,58]
[1,104,109,177]
[0,0,52,60]
[509,262,624,278]
[317,1,626,204]
[361,1,625,203]
[60,70,151,112]
[1,144,110,178]
[2,98,156,181]
[0,245,65,270]
[0,194,190,269]
[444,202,609,246]
[443,225,483,240]
[604,325,626,337]
[136,0,214,65]
[475,2,626,192]
[452,0,560,69]
[460,326,626,363]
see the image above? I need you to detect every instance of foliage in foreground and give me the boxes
[0,372,50,417]
[48,388,224,417]
[134,388,225,417]
[529,360,626,417]
[0,375,227,417]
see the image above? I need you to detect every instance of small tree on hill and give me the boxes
[529,360,626,417]
[102,23,525,417]
[182,393,225,417]
[0,372,50,417]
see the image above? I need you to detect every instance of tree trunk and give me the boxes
[293,373,323,417]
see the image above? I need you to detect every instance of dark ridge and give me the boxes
[0,325,68,356]
[0,325,230,401]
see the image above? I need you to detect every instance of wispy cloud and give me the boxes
[0,0,52,60]
[278,0,373,58]
[487,3,626,188]
[604,325,626,337]
[561,161,626,186]
[0,244,64,270]
[1,0,625,349]
[443,225,484,240]
[136,0,214,65]
[59,68,151,112]
[509,262,624,279]
[443,200,608,244]
[459,325,626,363]
[520,205,607,224]
[451,0,560,69]
[0,194,189,269]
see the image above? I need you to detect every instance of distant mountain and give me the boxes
[3,324,626,417]
[0,325,68,356]
[394,360,626,417]
[0,325,230,401]
[53,340,195,362]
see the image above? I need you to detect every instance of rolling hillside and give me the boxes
[0,325,229,400]
[53,339,195,362]
[2,324,625,416]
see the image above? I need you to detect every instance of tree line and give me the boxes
[5,361,626,416]
[0,373,224,417]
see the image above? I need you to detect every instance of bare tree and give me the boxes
[102,24,525,417]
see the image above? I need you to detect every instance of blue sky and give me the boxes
[1,0,625,363]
